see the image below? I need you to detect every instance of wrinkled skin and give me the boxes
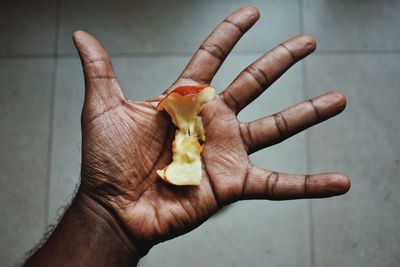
[76,6,350,255]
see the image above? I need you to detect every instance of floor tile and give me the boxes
[0,0,58,56]
[58,0,300,55]
[306,54,400,267]
[0,59,54,266]
[48,58,84,221]
[143,200,309,267]
[304,0,400,51]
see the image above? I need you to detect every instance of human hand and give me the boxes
[74,6,350,257]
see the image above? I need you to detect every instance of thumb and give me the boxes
[73,31,125,118]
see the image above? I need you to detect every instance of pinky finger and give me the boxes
[240,166,351,200]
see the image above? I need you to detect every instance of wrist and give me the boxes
[79,181,154,257]
[25,190,140,267]
[76,190,141,259]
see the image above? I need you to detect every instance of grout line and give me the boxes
[314,49,400,55]
[0,54,56,59]
[308,195,315,267]
[57,51,261,58]
[299,0,305,33]
[44,0,61,227]
[304,55,316,267]
[51,49,400,56]
[300,0,315,266]
[1,48,400,60]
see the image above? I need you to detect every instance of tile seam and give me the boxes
[300,0,315,266]
[45,0,62,226]
[1,49,400,60]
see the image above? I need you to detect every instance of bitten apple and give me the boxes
[156,85,215,185]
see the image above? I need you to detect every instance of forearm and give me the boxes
[24,191,140,267]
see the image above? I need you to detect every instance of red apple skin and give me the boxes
[173,85,209,96]
[157,84,210,110]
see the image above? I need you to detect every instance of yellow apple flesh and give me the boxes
[156,85,215,185]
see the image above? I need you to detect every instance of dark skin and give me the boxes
[24,6,350,267]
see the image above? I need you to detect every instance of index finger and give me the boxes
[173,6,260,88]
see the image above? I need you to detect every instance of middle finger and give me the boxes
[221,34,316,114]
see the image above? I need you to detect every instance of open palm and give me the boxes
[75,7,350,256]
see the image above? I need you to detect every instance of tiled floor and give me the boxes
[303,0,400,51]
[306,54,400,267]
[1,1,399,266]
[0,59,54,266]
[0,0,58,56]
[58,0,300,54]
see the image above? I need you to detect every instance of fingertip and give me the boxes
[239,6,260,21]
[312,91,347,118]
[299,34,317,53]
[228,6,260,30]
[327,173,351,195]
[72,30,90,46]
[308,173,351,198]
[72,30,85,40]
[337,173,351,193]
[328,91,347,113]
[282,34,317,60]
[72,31,111,65]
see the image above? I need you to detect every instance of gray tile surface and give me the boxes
[0,59,54,266]
[144,200,309,267]
[58,0,300,55]
[304,0,400,51]
[50,55,311,266]
[0,0,58,56]
[306,54,400,267]
[48,58,84,221]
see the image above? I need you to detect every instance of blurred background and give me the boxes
[1,0,399,266]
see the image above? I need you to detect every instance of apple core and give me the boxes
[156,85,215,185]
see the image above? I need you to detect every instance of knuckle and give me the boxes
[265,171,279,198]
[272,112,289,138]
[243,65,270,89]
[199,42,226,61]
